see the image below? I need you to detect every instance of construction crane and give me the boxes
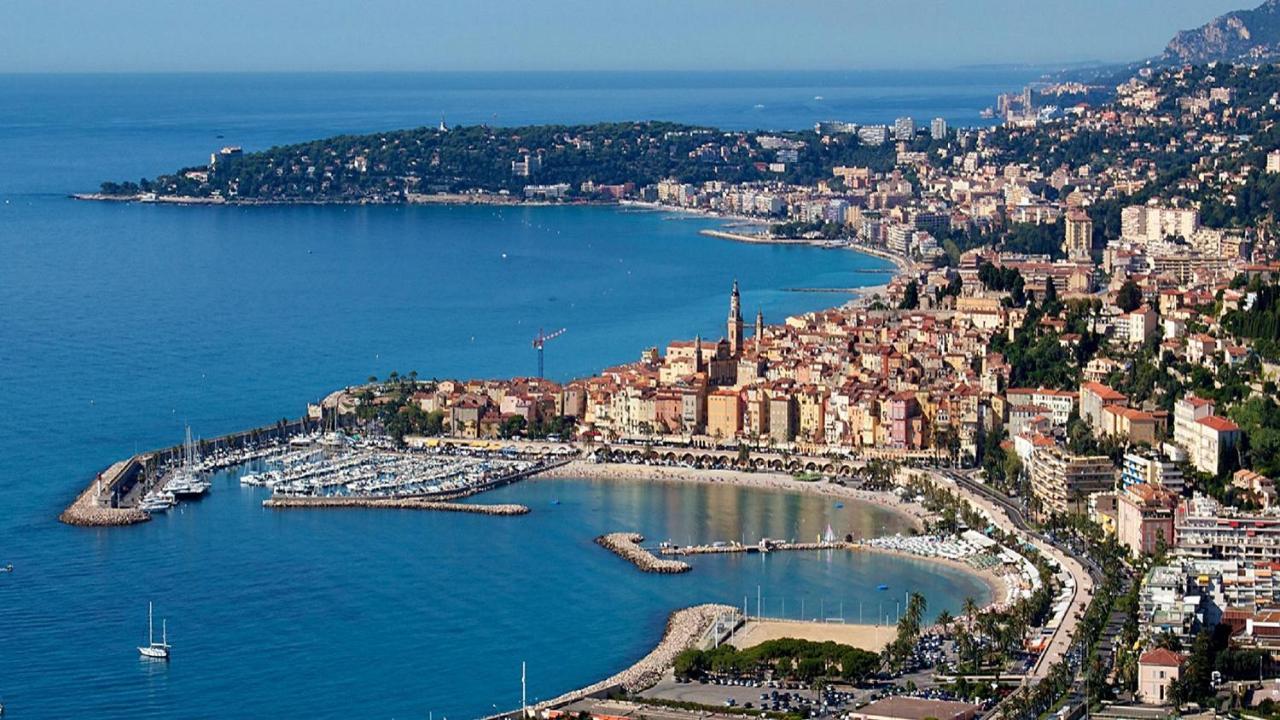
[531,327,567,378]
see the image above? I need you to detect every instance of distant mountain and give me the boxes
[1160,0,1280,64]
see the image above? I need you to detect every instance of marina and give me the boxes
[61,418,573,526]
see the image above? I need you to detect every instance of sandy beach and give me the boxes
[536,460,928,531]
[729,619,895,652]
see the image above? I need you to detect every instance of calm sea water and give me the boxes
[0,72,1021,717]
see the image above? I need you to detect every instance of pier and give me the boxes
[659,539,852,556]
[263,496,530,515]
[595,533,691,573]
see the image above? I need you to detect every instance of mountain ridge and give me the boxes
[1160,0,1280,65]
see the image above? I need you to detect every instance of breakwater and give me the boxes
[595,533,691,574]
[60,416,317,527]
[532,604,737,712]
[59,458,151,527]
[263,496,530,515]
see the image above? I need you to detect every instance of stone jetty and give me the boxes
[595,532,691,573]
[59,459,151,527]
[263,496,530,515]
[534,604,736,710]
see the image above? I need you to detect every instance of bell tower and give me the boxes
[755,308,764,344]
[728,280,744,356]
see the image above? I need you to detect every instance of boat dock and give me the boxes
[658,539,853,556]
[60,414,570,527]
[60,417,317,527]
[263,496,530,515]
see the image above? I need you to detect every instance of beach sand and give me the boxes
[729,619,894,652]
[536,461,928,531]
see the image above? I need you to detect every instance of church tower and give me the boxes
[755,308,764,344]
[694,334,704,372]
[728,280,744,356]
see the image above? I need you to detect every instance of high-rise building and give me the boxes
[1064,208,1093,262]
[1120,205,1199,244]
[893,116,916,141]
[930,117,948,140]
[1028,444,1116,517]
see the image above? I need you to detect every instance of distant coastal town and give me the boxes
[68,59,1280,720]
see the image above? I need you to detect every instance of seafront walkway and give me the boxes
[931,469,1095,683]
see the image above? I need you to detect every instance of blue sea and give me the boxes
[0,71,1027,717]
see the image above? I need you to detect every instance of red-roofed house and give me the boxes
[1138,648,1183,705]
[1174,396,1240,475]
[1080,381,1128,431]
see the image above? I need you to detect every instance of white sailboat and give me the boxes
[165,425,211,499]
[138,602,171,660]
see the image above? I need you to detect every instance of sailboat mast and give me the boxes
[148,602,154,645]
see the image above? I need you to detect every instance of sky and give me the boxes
[1,0,1256,73]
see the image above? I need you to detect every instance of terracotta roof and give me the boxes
[1139,648,1183,667]
[1198,415,1240,433]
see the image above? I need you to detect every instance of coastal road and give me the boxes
[931,470,1096,683]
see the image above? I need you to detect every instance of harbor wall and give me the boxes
[61,415,317,527]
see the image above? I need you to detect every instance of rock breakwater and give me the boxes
[595,532,691,573]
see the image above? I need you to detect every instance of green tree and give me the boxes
[900,280,920,310]
[1116,279,1143,312]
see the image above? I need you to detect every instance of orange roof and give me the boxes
[1139,648,1183,667]
[1198,415,1240,433]
[1081,381,1126,401]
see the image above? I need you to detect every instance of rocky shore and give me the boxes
[595,532,691,573]
[535,604,736,709]
[262,496,530,515]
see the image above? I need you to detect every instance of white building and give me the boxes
[1172,395,1240,476]
[1120,205,1200,244]
[930,117,948,140]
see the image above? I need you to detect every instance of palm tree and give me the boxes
[935,609,954,635]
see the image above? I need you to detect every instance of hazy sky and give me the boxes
[2,0,1254,73]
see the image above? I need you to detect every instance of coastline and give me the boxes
[535,460,928,532]
[530,604,736,712]
[71,191,913,300]
[535,461,1007,609]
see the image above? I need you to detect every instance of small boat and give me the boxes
[138,602,171,660]
[834,502,844,509]
[877,584,889,591]
[549,499,560,505]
